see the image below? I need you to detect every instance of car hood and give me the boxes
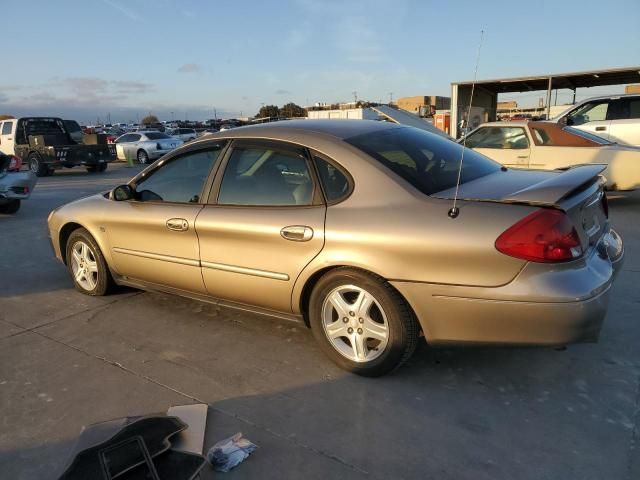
[433,164,606,207]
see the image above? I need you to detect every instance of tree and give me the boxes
[142,114,159,125]
[0,114,15,120]
[280,103,306,118]
[255,105,280,119]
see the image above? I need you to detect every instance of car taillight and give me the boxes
[601,192,609,218]
[495,209,582,263]
[8,155,22,171]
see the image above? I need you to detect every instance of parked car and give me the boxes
[171,128,198,142]
[0,117,115,176]
[47,120,623,376]
[0,152,37,214]
[114,131,183,164]
[550,94,640,146]
[464,121,640,190]
[63,120,84,144]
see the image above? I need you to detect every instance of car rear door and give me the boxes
[0,120,16,155]
[104,145,224,293]
[607,97,640,146]
[465,126,531,167]
[195,139,326,313]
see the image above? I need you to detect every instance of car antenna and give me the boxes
[448,29,484,219]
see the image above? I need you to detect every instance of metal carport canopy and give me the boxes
[450,65,640,137]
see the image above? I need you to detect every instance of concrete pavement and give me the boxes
[1,163,639,479]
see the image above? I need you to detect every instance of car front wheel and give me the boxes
[309,268,419,377]
[66,228,113,296]
[137,149,149,164]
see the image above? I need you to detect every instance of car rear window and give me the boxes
[346,127,501,195]
[145,132,170,140]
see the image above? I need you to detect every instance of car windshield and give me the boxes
[346,127,501,195]
[563,126,613,145]
[145,132,170,140]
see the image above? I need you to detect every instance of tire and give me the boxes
[65,228,113,296]
[86,166,97,173]
[97,162,108,172]
[0,199,20,214]
[28,153,49,177]
[309,267,419,377]
[137,149,149,164]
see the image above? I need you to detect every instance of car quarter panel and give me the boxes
[392,234,623,345]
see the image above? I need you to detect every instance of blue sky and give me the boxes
[1,0,639,123]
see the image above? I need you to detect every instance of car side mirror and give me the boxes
[112,184,133,201]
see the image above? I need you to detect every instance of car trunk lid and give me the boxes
[434,164,609,251]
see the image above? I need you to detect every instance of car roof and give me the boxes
[192,119,402,144]
[572,93,640,104]
[478,121,530,127]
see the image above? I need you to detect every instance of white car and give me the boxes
[464,121,640,191]
[551,94,640,147]
[171,128,197,142]
[114,132,183,164]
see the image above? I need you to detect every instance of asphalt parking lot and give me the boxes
[0,162,639,480]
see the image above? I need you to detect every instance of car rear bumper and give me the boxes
[392,229,624,346]
[0,171,37,200]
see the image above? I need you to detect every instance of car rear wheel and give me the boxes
[66,228,113,296]
[137,149,149,164]
[0,199,20,214]
[28,153,49,177]
[309,268,419,376]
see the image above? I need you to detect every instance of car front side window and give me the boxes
[466,127,529,149]
[134,145,225,203]
[567,101,609,125]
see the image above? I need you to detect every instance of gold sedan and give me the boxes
[48,120,623,376]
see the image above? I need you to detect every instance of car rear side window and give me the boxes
[134,145,225,203]
[218,143,314,206]
[346,127,501,196]
[2,121,13,135]
[313,155,351,203]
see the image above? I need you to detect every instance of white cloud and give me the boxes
[177,63,202,74]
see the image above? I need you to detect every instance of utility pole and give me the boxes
[352,91,358,103]
[389,92,393,104]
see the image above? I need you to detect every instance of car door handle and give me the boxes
[166,218,189,232]
[280,225,313,242]
[595,126,607,131]
[517,155,529,159]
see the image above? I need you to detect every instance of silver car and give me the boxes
[114,131,183,164]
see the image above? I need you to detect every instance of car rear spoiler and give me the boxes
[503,164,606,205]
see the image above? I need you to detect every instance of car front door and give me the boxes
[103,145,225,293]
[607,97,640,146]
[565,100,612,140]
[195,140,326,313]
[465,126,530,167]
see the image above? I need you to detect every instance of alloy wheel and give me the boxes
[321,285,389,363]
[70,241,99,291]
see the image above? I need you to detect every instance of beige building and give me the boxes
[397,96,450,117]
[497,101,518,110]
